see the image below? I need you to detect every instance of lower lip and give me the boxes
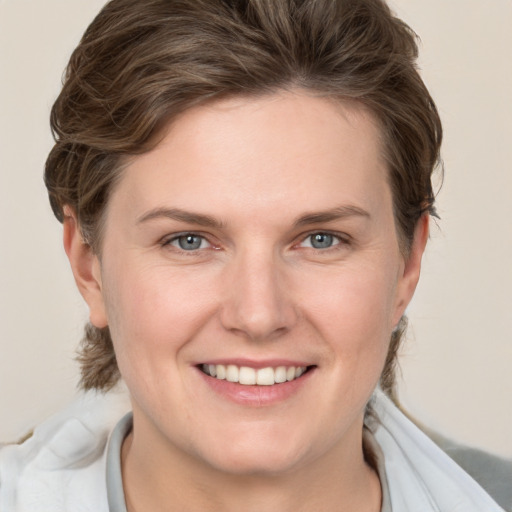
[196,367,315,406]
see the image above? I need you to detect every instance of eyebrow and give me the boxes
[136,207,224,229]
[293,205,371,227]
[136,204,370,230]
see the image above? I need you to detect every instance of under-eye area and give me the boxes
[199,364,315,386]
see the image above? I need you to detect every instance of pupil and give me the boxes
[312,233,332,249]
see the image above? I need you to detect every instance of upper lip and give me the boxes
[195,358,314,369]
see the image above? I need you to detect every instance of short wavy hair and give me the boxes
[45,0,442,395]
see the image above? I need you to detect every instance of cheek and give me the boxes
[101,264,218,369]
[309,267,396,317]
[297,262,398,356]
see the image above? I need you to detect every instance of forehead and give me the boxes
[107,91,390,225]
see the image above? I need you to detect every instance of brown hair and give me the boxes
[45,0,442,394]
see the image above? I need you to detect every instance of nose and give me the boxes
[220,249,298,341]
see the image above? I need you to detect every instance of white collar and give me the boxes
[370,389,505,512]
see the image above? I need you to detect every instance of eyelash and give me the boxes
[161,231,350,254]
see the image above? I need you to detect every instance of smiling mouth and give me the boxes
[199,364,313,386]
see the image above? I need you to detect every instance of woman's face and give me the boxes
[81,92,425,475]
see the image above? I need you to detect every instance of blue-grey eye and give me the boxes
[310,233,333,249]
[175,234,205,250]
[301,233,341,249]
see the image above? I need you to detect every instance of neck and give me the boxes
[121,417,382,512]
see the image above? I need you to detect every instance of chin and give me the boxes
[194,425,313,476]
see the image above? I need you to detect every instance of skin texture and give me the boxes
[64,91,428,511]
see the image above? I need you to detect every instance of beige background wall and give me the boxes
[1,0,511,456]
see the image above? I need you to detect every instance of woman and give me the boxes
[0,0,509,511]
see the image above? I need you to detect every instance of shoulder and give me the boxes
[369,390,510,512]
[428,429,512,512]
[0,386,130,512]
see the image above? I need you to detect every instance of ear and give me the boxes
[392,214,429,326]
[63,207,108,328]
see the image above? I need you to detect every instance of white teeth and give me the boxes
[256,367,275,386]
[274,366,287,383]
[239,366,256,385]
[202,364,308,385]
[216,364,226,379]
[226,364,239,383]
